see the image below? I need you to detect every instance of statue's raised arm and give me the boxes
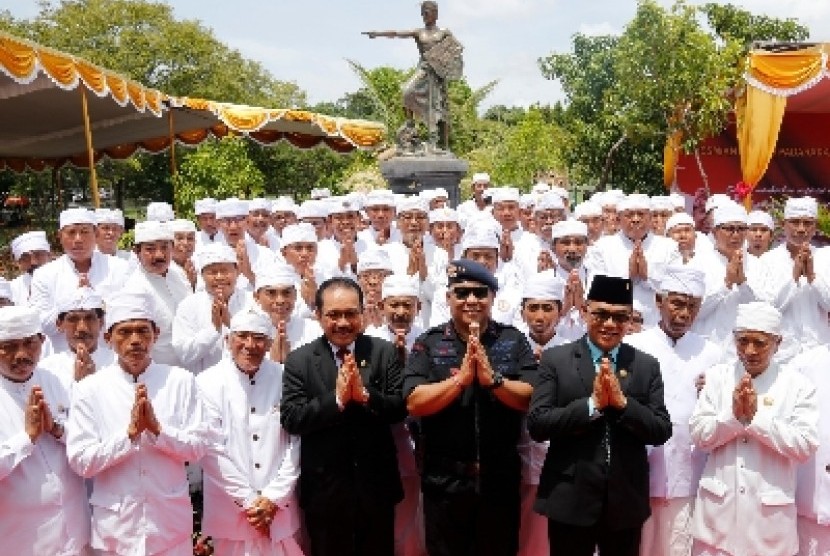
[362,30,418,40]
[362,1,463,155]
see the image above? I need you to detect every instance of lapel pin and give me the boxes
[360,360,367,368]
[619,369,628,378]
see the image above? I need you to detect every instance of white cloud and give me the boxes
[578,22,619,37]
[445,0,556,20]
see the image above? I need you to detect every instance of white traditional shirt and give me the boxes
[755,244,830,362]
[29,252,129,351]
[513,233,554,283]
[0,367,90,556]
[196,229,226,248]
[690,361,819,556]
[690,247,762,356]
[66,362,210,556]
[10,272,31,306]
[127,266,193,367]
[197,357,301,545]
[317,236,373,276]
[584,231,681,327]
[789,346,830,525]
[357,224,403,246]
[172,288,251,374]
[625,326,722,498]
[39,344,116,394]
[364,322,423,479]
[516,332,566,486]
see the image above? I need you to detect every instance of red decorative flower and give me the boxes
[733,181,752,201]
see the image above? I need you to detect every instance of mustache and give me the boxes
[12,357,35,367]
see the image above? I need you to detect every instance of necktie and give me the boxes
[600,353,612,466]
[336,347,351,364]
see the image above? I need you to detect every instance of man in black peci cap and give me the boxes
[404,259,538,556]
[527,275,672,556]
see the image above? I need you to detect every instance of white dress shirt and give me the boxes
[584,231,681,327]
[0,367,90,555]
[39,345,116,393]
[128,266,193,367]
[10,272,31,306]
[690,248,761,356]
[172,288,251,374]
[789,346,830,525]
[690,361,819,556]
[755,244,830,362]
[66,362,210,555]
[197,357,301,547]
[625,326,722,498]
[29,252,129,351]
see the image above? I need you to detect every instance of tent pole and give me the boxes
[168,109,177,175]
[80,87,100,209]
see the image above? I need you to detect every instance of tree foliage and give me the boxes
[172,136,264,218]
[538,0,811,194]
[491,107,566,187]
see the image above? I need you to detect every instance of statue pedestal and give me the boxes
[379,155,469,208]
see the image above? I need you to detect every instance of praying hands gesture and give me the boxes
[725,249,746,289]
[339,237,359,273]
[732,372,757,423]
[127,383,161,441]
[792,245,815,283]
[25,386,56,442]
[628,240,648,282]
[500,230,514,262]
[74,343,95,381]
[211,291,231,333]
[591,357,627,411]
[562,270,585,314]
[407,236,428,280]
[269,320,290,364]
[335,352,369,408]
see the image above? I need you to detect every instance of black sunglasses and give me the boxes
[451,286,490,300]
[589,310,631,324]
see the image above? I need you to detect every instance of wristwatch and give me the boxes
[485,372,505,390]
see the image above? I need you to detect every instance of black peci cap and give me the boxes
[587,275,633,306]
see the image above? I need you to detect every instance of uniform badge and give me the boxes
[447,264,458,278]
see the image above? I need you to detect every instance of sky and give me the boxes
[2,0,829,110]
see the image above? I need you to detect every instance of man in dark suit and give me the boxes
[527,275,672,556]
[281,277,406,556]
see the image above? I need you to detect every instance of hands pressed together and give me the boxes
[335,352,370,408]
[453,322,499,390]
[628,240,648,282]
[792,244,815,283]
[270,321,291,364]
[127,383,161,441]
[591,357,627,411]
[24,386,61,442]
[732,372,758,423]
[725,249,747,289]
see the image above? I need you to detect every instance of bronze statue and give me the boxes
[364,1,463,154]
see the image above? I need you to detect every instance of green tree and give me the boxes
[701,3,809,46]
[172,136,264,218]
[491,107,566,188]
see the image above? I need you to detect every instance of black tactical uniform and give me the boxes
[403,318,537,556]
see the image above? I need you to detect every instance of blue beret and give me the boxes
[447,259,499,292]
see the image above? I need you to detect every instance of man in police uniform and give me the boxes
[404,259,537,556]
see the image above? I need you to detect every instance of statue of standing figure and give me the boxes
[364,1,463,155]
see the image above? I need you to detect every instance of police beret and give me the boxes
[447,259,499,292]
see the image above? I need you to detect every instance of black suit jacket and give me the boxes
[281,334,406,511]
[527,336,672,530]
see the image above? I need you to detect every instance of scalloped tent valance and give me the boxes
[0,32,386,173]
[667,43,830,206]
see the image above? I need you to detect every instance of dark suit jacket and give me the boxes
[281,334,406,511]
[527,336,672,530]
